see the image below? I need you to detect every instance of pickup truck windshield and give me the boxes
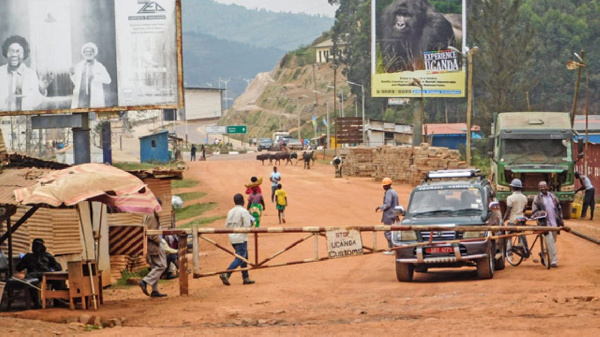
[500,139,569,164]
[408,187,484,215]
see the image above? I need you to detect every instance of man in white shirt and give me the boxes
[269,166,281,203]
[220,193,255,286]
[503,179,529,255]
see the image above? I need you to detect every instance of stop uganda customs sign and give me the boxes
[325,228,363,258]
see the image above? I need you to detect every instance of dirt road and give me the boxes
[2,153,599,336]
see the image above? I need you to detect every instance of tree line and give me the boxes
[328,0,599,135]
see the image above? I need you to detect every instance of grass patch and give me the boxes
[179,215,226,228]
[175,202,217,221]
[173,179,199,189]
[113,162,159,170]
[113,269,149,288]
[113,162,184,171]
[176,191,206,202]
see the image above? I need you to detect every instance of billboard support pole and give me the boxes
[73,112,91,164]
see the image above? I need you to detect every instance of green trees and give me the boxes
[328,0,598,134]
[469,0,535,135]
[520,0,599,113]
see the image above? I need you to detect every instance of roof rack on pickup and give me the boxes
[424,169,481,181]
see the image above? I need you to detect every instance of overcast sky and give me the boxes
[212,0,338,17]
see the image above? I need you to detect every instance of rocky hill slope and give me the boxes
[220,50,352,141]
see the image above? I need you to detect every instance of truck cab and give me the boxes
[489,112,583,219]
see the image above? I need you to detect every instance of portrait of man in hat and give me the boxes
[70,42,111,108]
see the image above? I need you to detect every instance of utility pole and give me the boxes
[347,81,366,146]
[408,78,424,146]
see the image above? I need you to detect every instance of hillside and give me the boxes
[181,0,335,103]
[182,31,285,100]
[220,48,353,142]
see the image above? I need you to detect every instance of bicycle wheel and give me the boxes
[506,235,524,266]
[539,234,551,270]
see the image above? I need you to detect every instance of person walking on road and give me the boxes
[275,183,288,224]
[138,199,167,297]
[190,144,197,161]
[375,177,399,255]
[246,177,265,227]
[270,166,281,203]
[201,144,206,160]
[220,193,255,286]
[575,172,595,220]
[532,181,563,268]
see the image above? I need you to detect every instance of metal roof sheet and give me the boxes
[0,168,55,205]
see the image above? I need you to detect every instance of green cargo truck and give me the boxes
[489,112,584,219]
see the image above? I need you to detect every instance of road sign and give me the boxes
[227,125,247,134]
[206,126,226,134]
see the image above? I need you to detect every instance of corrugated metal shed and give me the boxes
[0,168,54,205]
[127,168,183,228]
[139,130,169,163]
[575,142,600,198]
[423,123,481,150]
[0,156,83,257]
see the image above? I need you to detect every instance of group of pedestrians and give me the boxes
[189,144,206,161]
[501,171,595,268]
[503,179,562,267]
[219,166,289,286]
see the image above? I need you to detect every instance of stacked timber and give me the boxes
[109,255,149,283]
[343,144,466,185]
[109,255,128,283]
[128,255,148,273]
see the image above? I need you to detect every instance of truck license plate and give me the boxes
[426,246,454,254]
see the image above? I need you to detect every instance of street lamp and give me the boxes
[567,52,589,173]
[347,81,366,146]
[408,78,425,146]
[449,45,479,166]
[219,78,231,110]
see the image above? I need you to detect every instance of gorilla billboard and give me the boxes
[372,0,465,98]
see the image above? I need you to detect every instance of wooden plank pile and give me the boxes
[342,144,466,185]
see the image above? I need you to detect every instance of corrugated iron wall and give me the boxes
[1,206,82,256]
[575,142,599,198]
[144,178,173,228]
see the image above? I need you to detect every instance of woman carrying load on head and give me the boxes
[245,177,265,227]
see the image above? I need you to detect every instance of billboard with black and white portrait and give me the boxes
[0,0,182,116]
[371,0,465,98]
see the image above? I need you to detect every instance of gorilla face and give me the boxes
[382,0,427,38]
[379,0,455,72]
[391,9,415,36]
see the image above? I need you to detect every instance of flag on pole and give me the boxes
[323,118,327,126]
[312,115,317,127]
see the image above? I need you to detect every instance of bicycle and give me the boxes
[505,213,551,269]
